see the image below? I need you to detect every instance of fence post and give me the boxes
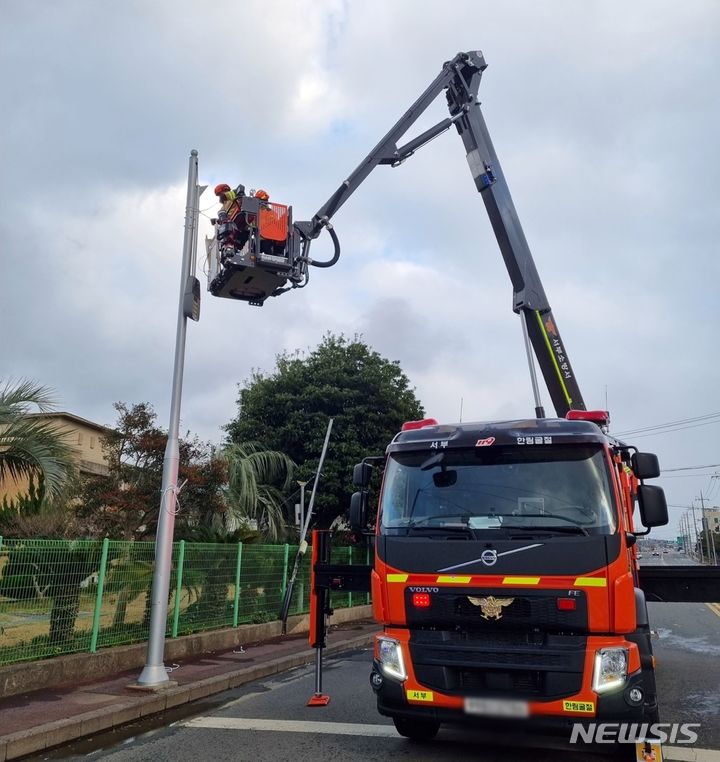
[232,542,243,627]
[172,540,186,638]
[366,544,371,605]
[90,538,110,654]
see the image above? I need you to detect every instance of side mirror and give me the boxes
[637,484,668,528]
[632,452,660,480]
[350,491,368,532]
[353,462,372,488]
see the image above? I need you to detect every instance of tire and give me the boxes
[392,716,440,741]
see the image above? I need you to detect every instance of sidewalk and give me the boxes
[0,621,378,761]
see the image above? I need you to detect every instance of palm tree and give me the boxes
[0,379,78,503]
[223,442,294,542]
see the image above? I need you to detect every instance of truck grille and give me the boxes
[409,630,586,700]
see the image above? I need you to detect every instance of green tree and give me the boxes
[223,442,295,541]
[78,402,227,539]
[0,379,77,504]
[225,334,424,528]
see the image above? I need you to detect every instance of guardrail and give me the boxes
[0,537,370,667]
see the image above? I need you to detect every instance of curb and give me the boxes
[0,632,375,761]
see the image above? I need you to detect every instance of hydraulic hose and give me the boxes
[308,223,341,268]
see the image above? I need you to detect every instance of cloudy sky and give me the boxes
[2,0,719,539]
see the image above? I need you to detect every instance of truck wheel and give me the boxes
[392,716,440,741]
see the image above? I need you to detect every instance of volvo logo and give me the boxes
[480,549,498,566]
[437,543,544,574]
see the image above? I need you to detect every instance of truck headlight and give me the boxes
[592,647,628,694]
[378,637,407,682]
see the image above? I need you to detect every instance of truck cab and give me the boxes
[354,414,668,740]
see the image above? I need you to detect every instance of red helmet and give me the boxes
[214,183,231,196]
[255,189,269,201]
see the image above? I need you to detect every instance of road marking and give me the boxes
[181,717,398,737]
[705,603,720,618]
[180,719,720,759]
[664,747,720,761]
[180,718,720,759]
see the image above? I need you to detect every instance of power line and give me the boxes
[620,419,720,440]
[615,411,720,437]
[663,464,720,472]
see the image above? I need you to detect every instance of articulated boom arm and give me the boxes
[295,51,585,416]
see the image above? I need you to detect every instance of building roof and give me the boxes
[25,411,114,435]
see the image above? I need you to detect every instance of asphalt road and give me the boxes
[35,551,719,762]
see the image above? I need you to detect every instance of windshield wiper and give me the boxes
[405,513,474,537]
[501,524,589,536]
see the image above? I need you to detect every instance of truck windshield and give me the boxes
[380,445,616,536]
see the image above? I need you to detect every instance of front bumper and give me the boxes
[372,658,652,734]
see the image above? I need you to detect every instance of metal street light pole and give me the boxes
[137,151,202,686]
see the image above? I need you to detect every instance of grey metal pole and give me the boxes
[699,492,717,565]
[137,150,200,686]
[519,311,545,419]
[691,501,704,564]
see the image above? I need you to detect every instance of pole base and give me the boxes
[307,693,330,707]
[136,664,170,687]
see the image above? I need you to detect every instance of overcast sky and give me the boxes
[2,0,719,539]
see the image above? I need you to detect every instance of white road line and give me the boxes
[180,718,720,760]
[181,717,397,737]
[664,747,720,762]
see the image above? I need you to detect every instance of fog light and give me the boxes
[627,686,644,706]
[378,637,407,682]
[592,647,628,694]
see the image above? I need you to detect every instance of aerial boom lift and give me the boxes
[208,50,584,417]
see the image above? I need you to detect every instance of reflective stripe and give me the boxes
[387,574,408,583]
[502,576,540,585]
[574,577,607,587]
[436,575,472,584]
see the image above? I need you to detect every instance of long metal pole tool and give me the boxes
[280,418,334,632]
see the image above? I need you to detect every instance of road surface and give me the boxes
[34,551,719,762]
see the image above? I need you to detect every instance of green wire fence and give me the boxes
[0,537,371,668]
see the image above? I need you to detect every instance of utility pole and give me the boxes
[691,500,705,564]
[699,492,718,566]
[137,151,202,686]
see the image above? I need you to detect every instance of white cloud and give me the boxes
[2,0,719,538]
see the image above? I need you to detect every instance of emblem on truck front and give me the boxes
[467,595,515,620]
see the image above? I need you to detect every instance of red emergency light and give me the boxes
[556,598,577,611]
[402,418,439,431]
[566,410,609,426]
[412,593,431,608]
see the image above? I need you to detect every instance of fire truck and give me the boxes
[207,51,718,752]
[348,415,666,740]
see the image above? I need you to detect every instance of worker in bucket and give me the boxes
[214,183,246,264]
